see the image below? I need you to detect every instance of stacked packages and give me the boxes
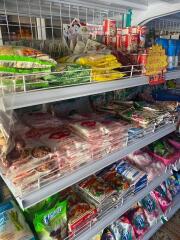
[95,171,180,240]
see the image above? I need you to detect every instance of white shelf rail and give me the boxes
[1,69,180,110]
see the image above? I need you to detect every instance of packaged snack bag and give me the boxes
[109,216,136,240]
[127,207,149,238]
[0,46,56,74]
[115,160,147,194]
[33,200,68,240]
[139,193,162,227]
[101,228,115,240]
[0,200,35,240]
[59,187,97,235]
[153,182,172,213]
[165,175,179,198]
[147,140,179,166]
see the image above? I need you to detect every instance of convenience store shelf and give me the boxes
[75,166,179,240]
[2,69,180,110]
[0,123,176,210]
[143,194,180,240]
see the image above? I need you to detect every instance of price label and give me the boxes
[148,71,165,85]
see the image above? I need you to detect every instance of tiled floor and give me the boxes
[151,210,180,240]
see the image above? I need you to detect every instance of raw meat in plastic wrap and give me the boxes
[69,119,111,158]
[41,126,92,168]
[22,112,63,129]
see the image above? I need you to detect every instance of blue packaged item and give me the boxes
[109,216,136,240]
[156,38,168,53]
[116,160,147,194]
[0,200,35,240]
[166,175,179,198]
[152,89,180,102]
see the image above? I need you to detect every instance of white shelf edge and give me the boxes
[2,69,180,110]
[75,167,178,240]
[2,76,147,110]
[1,123,175,210]
[142,194,180,240]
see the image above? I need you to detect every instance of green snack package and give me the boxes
[33,200,68,240]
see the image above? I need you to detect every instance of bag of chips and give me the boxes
[33,200,68,240]
[0,200,35,240]
[139,193,162,227]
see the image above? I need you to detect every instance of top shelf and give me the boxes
[1,69,180,110]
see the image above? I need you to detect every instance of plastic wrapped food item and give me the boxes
[92,69,125,81]
[127,206,149,238]
[153,183,172,213]
[167,132,180,150]
[101,228,115,240]
[109,216,136,240]
[115,160,147,194]
[41,126,92,169]
[58,52,125,82]
[69,119,110,158]
[59,187,97,235]
[144,161,166,182]
[0,46,56,74]
[139,193,161,227]
[77,175,118,211]
[97,167,130,197]
[147,139,179,166]
[120,108,156,129]
[0,200,35,240]
[44,64,91,86]
[75,53,121,69]
[33,200,68,240]
[6,148,60,195]
[22,112,63,129]
[126,150,153,168]
[165,175,179,198]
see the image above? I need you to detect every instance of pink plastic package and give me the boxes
[167,133,180,150]
[147,150,179,166]
[126,150,153,169]
[127,206,149,238]
[152,182,172,213]
[145,161,166,182]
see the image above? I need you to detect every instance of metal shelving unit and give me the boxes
[0,1,179,239]
[143,194,180,240]
[0,123,176,210]
[1,69,180,110]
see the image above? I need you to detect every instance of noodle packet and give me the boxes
[33,200,68,240]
